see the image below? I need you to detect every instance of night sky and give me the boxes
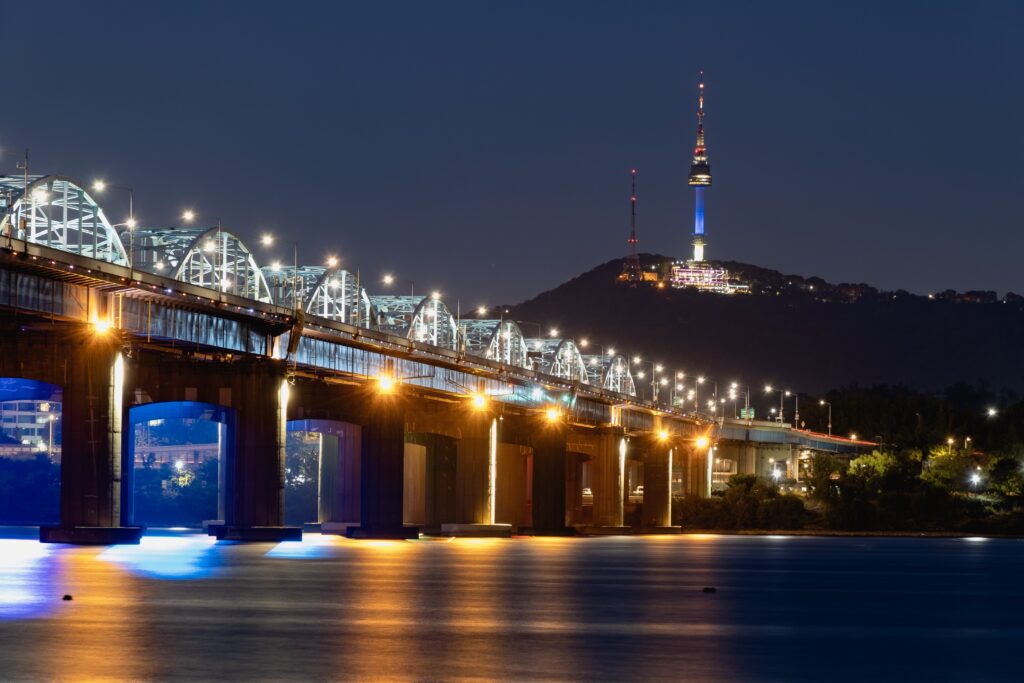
[2,1,1021,304]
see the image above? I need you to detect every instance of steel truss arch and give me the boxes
[371,295,459,350]
[527,338,590,383]
[128,226,272,303]
[0,175,129,265]
[262,265,373,325]
[460,319,531,369]
[583,354,636,396]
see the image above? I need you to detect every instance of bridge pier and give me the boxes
[523,425,575,535]
[39,332,143,544]
[580,428,629,535]
[638,438,679,533]
[345,402,418,539]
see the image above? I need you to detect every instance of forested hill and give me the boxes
[507,255,1024,395]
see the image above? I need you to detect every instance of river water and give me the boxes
[0,528,1021,681]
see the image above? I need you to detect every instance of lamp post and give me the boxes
[92,181,134,266]
[730,382,750,421]
[819,400,832,436]
[764,385,791,424]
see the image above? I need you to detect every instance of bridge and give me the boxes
[0,174,869,543]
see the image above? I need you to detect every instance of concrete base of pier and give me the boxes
[580,525,632,536]
[40,525,145,545]
[439,523,513,538]
[345,525,420,540]
[213,526,303,542]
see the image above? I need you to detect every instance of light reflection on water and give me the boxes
[100,534,221,579]
[0,539,57,620]
[0,532,1022,681]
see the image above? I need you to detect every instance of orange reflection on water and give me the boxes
[41,547,152,680]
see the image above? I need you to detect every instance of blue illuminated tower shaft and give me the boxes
[693,186,705,262]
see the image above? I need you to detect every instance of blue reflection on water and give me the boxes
[0,539,57,620]
[100,534,221,579]
[266,534,338,559]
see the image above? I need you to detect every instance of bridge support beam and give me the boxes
[443,415,510,537]
[215,368,300,541]
[525,426,575,535]
[41,336,142,544]
[638,440,679,533]
[346,403,418,539]
[585,430,629,534]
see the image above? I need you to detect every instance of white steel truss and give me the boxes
[460,319,531,369]
[371,294,459,350]
[128,226,272,303]
[526,338,590,383]
[0,175,129,265]
[262,265,373,324]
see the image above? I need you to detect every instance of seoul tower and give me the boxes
[687,72,712,262]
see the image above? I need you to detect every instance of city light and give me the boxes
[633,356,641,364]
[377,373,396,394]
[850,433,858,440]
[655,364,663,373]
[765,384,773,392]
[695,436,710,449]
[579,338,589,348]
[970,473,981,487]
[181,210,195,223]
[477,306,488,316]
[431,291,441,300]
[549,328,559,337]
[92,319,111,335]
[92,180,107,193]
[260,234,274,246]
[125,217,137,229]
[270,261,282,272]
[383,274,394,285]
[545,407,561,422]
[326,256,339,268]
[471,393,488,410]
[987,407,998,418]
[607,347,616,356]
[697,376,705,385]
[174,460,185,472]
[657,429,669,441]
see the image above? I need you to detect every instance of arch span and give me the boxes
[264,266,373,326]
[0,378,62,526]
[371,295,459,350]
[128,226,272,302]
[460,319,531,369]
[0,175,129,265]
[125,401,234,529]
[527,338,590,383]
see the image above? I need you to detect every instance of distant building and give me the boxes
[0,399,60,461]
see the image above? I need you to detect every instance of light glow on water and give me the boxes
[99,535,219,579]
[0,540,55,620]
[266,534,340,559]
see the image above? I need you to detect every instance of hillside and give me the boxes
[507,255,1024,395]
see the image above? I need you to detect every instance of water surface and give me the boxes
[1,529,1021,681]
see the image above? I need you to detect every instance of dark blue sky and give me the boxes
[2,1,1021,303]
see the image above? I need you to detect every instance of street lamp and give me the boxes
[819,400,832,436]
[92,181,134,266]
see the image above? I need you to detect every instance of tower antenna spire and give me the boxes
[620,168,642,284]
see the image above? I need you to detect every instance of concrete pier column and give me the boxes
[405,433,457,534]
[319,426,361,534]
[317,433,340,524]
[589,430,628,533]
[443,415,510,537]
[528,427,574,535]
[41,339,142,544]
[217,368,300,541]
[640,441,679,532]
[347,402,417,539]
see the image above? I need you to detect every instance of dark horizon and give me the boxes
[2,1,1022,304]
